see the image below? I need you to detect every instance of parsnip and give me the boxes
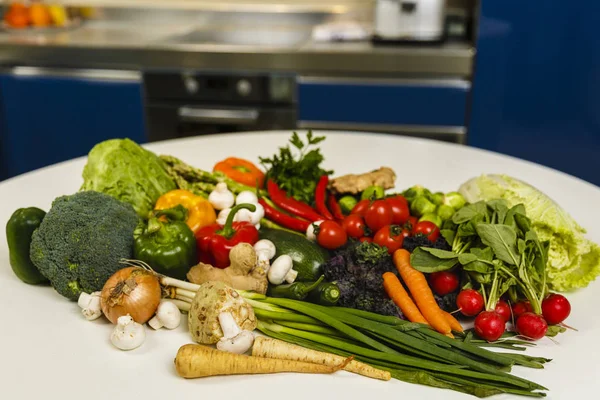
[174,344,351,378]
[252,337,391,381]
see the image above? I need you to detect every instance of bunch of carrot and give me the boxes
[383,249,462,336]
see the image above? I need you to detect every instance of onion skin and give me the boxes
[100,267,162,324]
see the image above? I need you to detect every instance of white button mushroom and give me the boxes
[148,301,182,330]
[306,221,324,242]
[235,203,265,229]
[216,312,255,354]
[235,191,259,206]
[254,239,276,272]
[110,315,145,351]
[77,291,102,321]
[217,208,232,225]
[209,182,235,211]
[268,255,298,285]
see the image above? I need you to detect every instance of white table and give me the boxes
[1,131,599,399]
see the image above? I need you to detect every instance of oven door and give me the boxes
[145,104,297,141]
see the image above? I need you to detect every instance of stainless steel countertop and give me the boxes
[0,19,474,77]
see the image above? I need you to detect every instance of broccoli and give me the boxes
[30,191,139,300]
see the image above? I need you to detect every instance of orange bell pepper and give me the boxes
[213,157,265,188]
[155,189,216,234]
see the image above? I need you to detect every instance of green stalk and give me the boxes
[275,320,343,337]
[430,372,547,398]
[328,307,408,326]
[253,308,324,325]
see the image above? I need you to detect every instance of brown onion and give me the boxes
[100,267,162,324]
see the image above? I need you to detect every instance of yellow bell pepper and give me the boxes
[155,189,216,234]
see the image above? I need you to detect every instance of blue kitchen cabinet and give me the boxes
[468,0,600,186]
[297,78,470,143]
[0,68,147,180]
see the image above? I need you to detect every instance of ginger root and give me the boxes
[186,243,268,294]
[329,167,396,195]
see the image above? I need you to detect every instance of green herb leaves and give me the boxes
[260,131,333,205]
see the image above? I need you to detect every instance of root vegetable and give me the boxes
[174,344,351,378]
[216,312,255,354]
[330,167,396,195]
[188,281,256,345]
[252,337,391,381]
[187,243,268,294]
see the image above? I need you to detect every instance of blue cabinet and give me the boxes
[0,68,147,180]
[468,0,600,186]
[298,77,470,143]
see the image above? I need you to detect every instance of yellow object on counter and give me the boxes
[47,4,68,27]
[155,189,217,234]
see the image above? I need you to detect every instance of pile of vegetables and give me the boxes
[6,131,599,398]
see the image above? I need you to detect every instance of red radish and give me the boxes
[512,301,533,319]
[456,289,484,317]
[516,312,548,340]
[474,311,506,341]
[541,294,571,325]
[494,300,511,323]
[429,271,459,296]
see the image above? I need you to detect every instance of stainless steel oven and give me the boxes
[143,71,297,141]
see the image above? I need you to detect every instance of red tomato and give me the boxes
[406,216,418,230]
[373,225,405,254]
[385,196,410,225]
[401,228,412,239]
[429,271,459,296]
[364,200,393,232]
[316,220,348,250]
[359,237,373,243]
[350,199,370,216]
[342,214,369,238]
[412,221,440,241]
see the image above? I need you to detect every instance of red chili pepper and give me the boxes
[327,193,345,221]
[267,180,323,222]
[196,203,259,268]
[314,176,334,220]
[259,198,311,233]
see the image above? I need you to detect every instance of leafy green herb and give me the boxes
[476,224,521,266]
[259,131,333,205]
[410,247,458,273]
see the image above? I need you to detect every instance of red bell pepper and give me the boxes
[267,180,324,222]
[314,176,334,220]
[196,203,259,268]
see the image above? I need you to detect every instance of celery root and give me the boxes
[174,344,351,378]
[252,337,391,381]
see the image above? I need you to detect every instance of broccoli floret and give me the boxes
[30,191,139,300]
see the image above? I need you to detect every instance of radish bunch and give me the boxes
[455,290,572,342]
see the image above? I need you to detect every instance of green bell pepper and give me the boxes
[6,207,49,284]
[133,205,197,280]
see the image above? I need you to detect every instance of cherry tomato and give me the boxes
[541,294,571,325]
[456,289,484,317]
[385,196,410,225]
[373,225,405,254]
[494,300,511,323]
[429,271,459,296]
[359,237,373,243]
[516,313,548,340]
[350,199,370,216]
[406,216,418,230]
[316,220,348,250]
[401,228,412,239]
[342,214,369,238]
[412,221,440,242]
[364,200,393,232]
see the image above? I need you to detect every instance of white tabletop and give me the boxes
[1,131,599,399]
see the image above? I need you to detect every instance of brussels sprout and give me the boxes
[436,204,455,221]
[361,185,385,201]
[444,191,467,210]
[403,185,426,202]
[431,192,445,206]
[419,213,442,227]
[338,195,358,214]
[410,196,436,217]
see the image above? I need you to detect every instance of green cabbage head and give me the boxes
[459,174,600,291]
[81,138,176,218]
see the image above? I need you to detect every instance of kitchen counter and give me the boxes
[0,20,474,77]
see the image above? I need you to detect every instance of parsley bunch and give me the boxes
[259,131,333,205]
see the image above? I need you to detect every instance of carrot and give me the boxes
[252,336,391,381]
[174,344,352,378]
[443,310,464,333]
[393,249,452,335]
[382,272,429,325]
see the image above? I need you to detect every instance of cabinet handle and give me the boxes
[9,67,141,82]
